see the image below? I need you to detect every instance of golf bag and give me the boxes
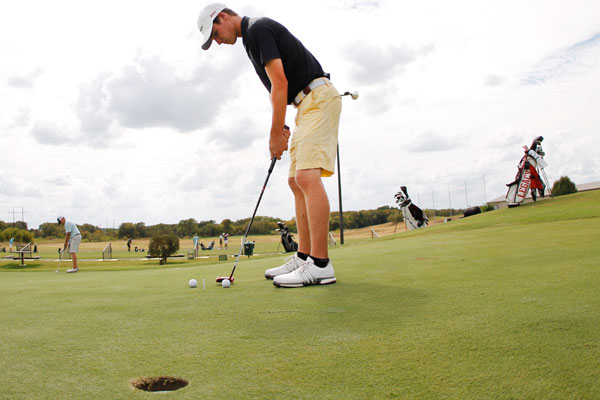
[276,221,298,253]
[463,206,481,218]
[505,136,549,207]
[394,186,429,231]
[200,241,215,251]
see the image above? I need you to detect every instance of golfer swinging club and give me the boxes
[198,4,341,287]
[57,216,81,273]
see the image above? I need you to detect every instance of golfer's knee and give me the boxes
[294,172,318,191]
[288,177,301,193]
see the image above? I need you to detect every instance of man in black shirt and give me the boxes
[198,3,342,288]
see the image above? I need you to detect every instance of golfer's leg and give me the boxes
[295,169,329,259]
[71,253,78,269]
[288,177,311,255]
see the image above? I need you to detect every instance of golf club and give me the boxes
[341,90,359,100]
[337,90,359,245]
[55,247,65,273]
[216,156,278,283]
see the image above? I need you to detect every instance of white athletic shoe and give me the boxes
[66,268,79,273]
[273,257,336,288]
[265,254,304,279]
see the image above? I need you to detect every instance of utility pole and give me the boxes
[8,207,26,227]
[483,174,487,204]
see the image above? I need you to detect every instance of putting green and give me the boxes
[1,191,598,399]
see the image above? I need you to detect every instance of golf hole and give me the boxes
[131,376,188,392]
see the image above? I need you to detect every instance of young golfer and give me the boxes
[198,4,341,287]
[57,216,81,273]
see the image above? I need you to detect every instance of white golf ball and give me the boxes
[221,279,231,288]
[189,279,198,288]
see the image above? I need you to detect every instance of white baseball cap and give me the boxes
[198,3,227,50]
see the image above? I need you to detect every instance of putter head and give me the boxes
[216,276,234,283]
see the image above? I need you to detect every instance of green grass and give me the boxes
[1,191,599,399]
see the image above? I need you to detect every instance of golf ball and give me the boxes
[189,279,198,288]
[221,279,231,288]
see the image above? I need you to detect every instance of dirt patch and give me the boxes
[131,376,188,392]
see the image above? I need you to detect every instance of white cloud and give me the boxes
[30,121,73,145]
[523,32,600,85]
[343,41,434,86]
[484,74,506,87]
[7,68,44,88]
[407,131,464,153]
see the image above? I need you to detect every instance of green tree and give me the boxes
[135,222,147,238]
[387,209,404,233]
[79,223,99,235]
[221,219,233,234]
[0,228,33,243]
[89,230,108,242]
[119,223,136,239]
[148,234,180,264]
[14,221,28,230]
[177,218,198,238]
[38,222,64,238]
[552,176,577,197]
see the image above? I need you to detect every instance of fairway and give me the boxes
[1,191,599,399]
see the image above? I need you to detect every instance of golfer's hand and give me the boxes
[269,126,290,160]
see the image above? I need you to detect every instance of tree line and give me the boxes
[0,205,465,242]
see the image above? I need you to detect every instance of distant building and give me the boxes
[488,181,600,209]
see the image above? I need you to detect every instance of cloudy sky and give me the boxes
[1,0,599,229]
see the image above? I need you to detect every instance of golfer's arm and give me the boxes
[64,232,71,248]
[265,58,288,136]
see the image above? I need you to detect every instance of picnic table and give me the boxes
[3,243,41,266]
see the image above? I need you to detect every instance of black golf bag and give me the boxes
[394,186,429,231]
[200,241,215,251]
[463,206,481,218]
[505,136,549,207]
[276,222,298,253]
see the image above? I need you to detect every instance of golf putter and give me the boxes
[216,156,278,283]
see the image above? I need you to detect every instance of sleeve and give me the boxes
[253,23,281,65]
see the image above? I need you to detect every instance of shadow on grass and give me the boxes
[1,263,43,270]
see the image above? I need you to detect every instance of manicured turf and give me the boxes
[1,191,598,399]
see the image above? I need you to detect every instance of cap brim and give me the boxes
[202,37,213,50]
[201,19,214,50]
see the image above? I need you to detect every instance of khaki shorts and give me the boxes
[69,234,81,253]
[289,83,342,178]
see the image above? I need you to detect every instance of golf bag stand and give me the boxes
[394,186,429,231]
[276,221,298,253]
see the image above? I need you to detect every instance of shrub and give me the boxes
[0,228,34,243]
[148,234,180,264]
[481,203,496,212]
[552,176,577,197]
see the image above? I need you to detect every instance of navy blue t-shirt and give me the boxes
[241,16,326,105]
